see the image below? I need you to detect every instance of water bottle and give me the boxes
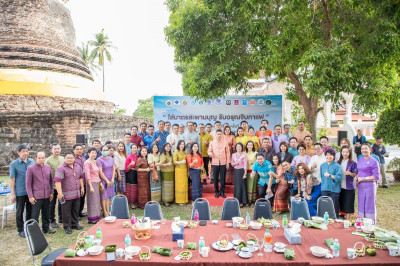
[245,213,251,225]
[199,236,205,249]
[85,236,92,248]
[125,234,131,248]
[131,214,136,225]
[356,216,362,231]
[324,212,329,225]
[332,239,340,257]
[194,209,199,222]
[96,227,102,240]
[282,215,288,228]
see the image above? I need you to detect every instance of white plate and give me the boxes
[104,216,116,223]
[234,246,259,252]
[310,246,329,257]
[211,241,234,251]
[88,246,104,256]
[273,247,286,253]
[232,239,244,246]
[176,221,188,227]
[125,246,141,256]
[238,251,253,259]
[76,249,88,257]
[311,216,325,222]
[274,242,286,249]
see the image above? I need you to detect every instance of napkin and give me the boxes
[265,192,274,200]
[171,222,181,233]
[289,223,301,234]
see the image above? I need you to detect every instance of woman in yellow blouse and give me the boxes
[148,144,162,203]
[247,127,260,150]
[173,140,188,204]
[236,127,248,146]
[246,141,258,205]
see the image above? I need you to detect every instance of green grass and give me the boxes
[0,176,399,265]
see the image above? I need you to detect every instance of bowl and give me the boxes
[310,246,329,257]
[311,216,325,223]
[125,246,141,256]
[87,246,104,256]
[274,242,286,249]
[361,225,375,234]
[250,222,262,230]
[105,216,116,223]
[76,249,88,257]
[176,221,188,227]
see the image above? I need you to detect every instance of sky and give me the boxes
[66,0,183,114]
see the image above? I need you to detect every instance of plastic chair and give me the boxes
[316,196,337,219]
[191,198,211,220]
[290,198,311,220]
[221,197,240,220]
[2,203,16,228]
[253,198,273,220]
[24,219,67,266]
[110,195,130,219]
[144,201,163,220]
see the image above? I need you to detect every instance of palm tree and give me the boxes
[89,29,116,92]
[77,42,101,76]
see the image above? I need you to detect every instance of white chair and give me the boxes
[2,203,16,229]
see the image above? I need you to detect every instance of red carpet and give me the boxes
[201,183,234,206]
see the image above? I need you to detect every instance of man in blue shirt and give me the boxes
[138,122,149,139]
[144,125,155,152]
[288,137,299,157]
[372,137,389,188]
[320,149,343,218]
[9,144,35,237]
[251,153,275,204]
[152,120,170,151]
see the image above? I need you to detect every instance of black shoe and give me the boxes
[18,231,26,238]
[203,179,207,185]
[43,229,56,234]
[51,221,59,228]
[220,192,226,198]
[382,185,389,188]
[215,192,219,198]
[79,212,87,217]
[65,229,72,234]
[58,220,63,223]
[72,225,84,230]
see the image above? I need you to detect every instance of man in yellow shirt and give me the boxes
[199,123,211,185]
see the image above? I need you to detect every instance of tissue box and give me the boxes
[284,227,301,245]
[172,226,184,241]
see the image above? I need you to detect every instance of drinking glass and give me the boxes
[264,234,273,252]
[257,238,264,256]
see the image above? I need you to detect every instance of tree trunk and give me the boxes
[102,63,105,93]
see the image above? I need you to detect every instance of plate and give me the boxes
[176,221,188,227]
[310,246,329,257]
[311,216,324,223]
[273,247,286,253]
[274,242,286,249]
[211,241,234,251]
[76,249,88,257]
[238,251,253,259]
[234,246,259,252]
[104,216,116,223]
[232,239,244,246]
[88,246,104,256]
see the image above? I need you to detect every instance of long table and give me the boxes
[54,219,400,266]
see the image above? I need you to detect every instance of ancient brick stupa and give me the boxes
[0,0,114,112]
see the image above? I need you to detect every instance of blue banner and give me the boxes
[153,96,283,131]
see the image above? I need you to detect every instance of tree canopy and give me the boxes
[374,106,400,146]
[133,96,154,119]
[165,0,400,137]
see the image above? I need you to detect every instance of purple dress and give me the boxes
[357,156,379,222]
[97,156,115,200]
[291,155,311,167]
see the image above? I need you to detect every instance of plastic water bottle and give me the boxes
[96,227,102,240]
[282,215,288,228]
[85,236,92,248]
[125,234,131,248]
[356,216,362,231]
[245,213,251,225]
[199,236,205,249]
[131,214,136,225]
[194,209,199,222]
[324,212,329,225]
[332,239,340,257]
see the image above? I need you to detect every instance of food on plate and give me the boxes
[219,239,229,248]
[366,246,376,256]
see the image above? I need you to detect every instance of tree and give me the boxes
[133,96,154,118]
[77,42,101,75]
[374,106,400,146]
[165,0,400,139]
[89,29,116,92]
[114,107,127,115]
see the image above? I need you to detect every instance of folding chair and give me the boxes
[110,195,130,219]
[24,219,67,266]
[144,201,163,220]
[290,198,311,220]
[221,197,240,220]
[316,196,337,219]
[253,198,273,220]
[191,198,211,220]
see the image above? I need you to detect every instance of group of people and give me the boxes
[9,119,388,237]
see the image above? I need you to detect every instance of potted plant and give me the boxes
[387,157,400,181]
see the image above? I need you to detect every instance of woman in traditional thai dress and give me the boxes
[84,147,102,224]
[136,147,151,208]
[125,144,139,209]
[160,143,174,206]
[235,127,248,146]
[338,145,358,220]
[223,126,236,184]
[173,140,188,204]
[231,143,248,207]
[187,142,204,202]
[277,142,294,164]
[291,144,311,167]
[245,141,257,205]
[357,143,379,222]
[268,155,288,213]
[97,145,115,217]
[148,144,162,203]
[247,127,260,150]
[114,142,127,195]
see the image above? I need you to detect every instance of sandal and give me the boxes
[164,202,170,207]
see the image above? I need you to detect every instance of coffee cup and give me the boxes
[116,248,124,259]
[247,241,255,252]
[343,220,350,228]
[241,247,250,254]
[200,246,210,257]
[347,248,357,259]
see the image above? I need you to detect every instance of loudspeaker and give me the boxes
[337,131,347,146]
[76,134,88,146]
